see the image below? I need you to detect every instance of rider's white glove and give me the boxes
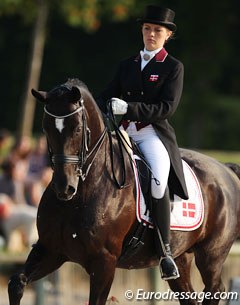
[111,98,128,115]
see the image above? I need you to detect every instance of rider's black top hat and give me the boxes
[137,5,177,32]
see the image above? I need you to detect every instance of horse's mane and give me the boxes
[65,78,89,90]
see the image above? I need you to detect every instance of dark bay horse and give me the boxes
[8,79,240,305]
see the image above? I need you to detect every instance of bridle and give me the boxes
[44,96,107,181]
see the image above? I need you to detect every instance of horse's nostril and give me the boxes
[67,185,76,196]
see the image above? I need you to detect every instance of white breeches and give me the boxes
[122,123,170,199]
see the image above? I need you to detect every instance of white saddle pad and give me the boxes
[133,157,204,231]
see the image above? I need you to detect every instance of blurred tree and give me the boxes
[0,0,141,137]
[1,0,48,137]
[19,0,48,138]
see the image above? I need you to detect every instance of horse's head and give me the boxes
[32,79,105,201]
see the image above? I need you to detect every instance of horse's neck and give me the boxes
[83,92,132,185]
[84,91,105,133]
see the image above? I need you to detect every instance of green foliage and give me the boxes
[56,0,140,31]
[58,0,100,31]
[0,0,139,30]
[0,0,38,23]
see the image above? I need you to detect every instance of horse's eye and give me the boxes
[75,126,81,134]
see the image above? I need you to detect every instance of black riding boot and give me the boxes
[152,188,180,280]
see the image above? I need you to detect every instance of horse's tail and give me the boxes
[225,162,240,180]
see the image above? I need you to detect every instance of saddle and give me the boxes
[130,140,152,207]
[118,132,153,261]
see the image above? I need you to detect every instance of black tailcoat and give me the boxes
[97,48,188,199]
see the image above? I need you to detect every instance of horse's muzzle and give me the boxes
[52,174,78,201]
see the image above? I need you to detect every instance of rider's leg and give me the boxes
[151,188,180,280]
[135,127,179,280]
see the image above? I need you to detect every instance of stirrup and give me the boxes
[159,255,180,281]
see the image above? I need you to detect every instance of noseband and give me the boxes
[44,96,107,181]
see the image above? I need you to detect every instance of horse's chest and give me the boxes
[38,204,106,262]
[60,209,101,250]
[61,223,103,263]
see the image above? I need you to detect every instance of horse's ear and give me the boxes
[70,86,81,103]
[31,89,47,103]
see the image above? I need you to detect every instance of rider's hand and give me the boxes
[111,98,128,115]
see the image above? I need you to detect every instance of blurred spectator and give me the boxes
[27,166,53,207]
[0,193,37,249]
[0,158,38,250]
[0,133,54,248]
[10,135,32,161]
[0,158,29,205]
[25,135,52,206]
[0,135,52,249]
[0,128,13,167]
[28,135,49,180]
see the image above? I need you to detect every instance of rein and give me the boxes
[44,98,107,181]
[105,100,151,189]
[105,100,130,189]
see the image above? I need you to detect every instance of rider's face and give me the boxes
[142,23,172,51]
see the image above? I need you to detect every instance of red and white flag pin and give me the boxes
[149,74,159,82]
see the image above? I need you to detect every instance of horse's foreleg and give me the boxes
[168,252,198,305]
[88,253,117,305]
[8,242,66,305]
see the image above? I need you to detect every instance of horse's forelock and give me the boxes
[47,79,88,101]
[47,86,69,100]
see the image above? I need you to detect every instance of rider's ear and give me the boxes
[31,89,47,103]
[70,86,81,104]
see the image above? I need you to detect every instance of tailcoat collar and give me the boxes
[134,47,168,63]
